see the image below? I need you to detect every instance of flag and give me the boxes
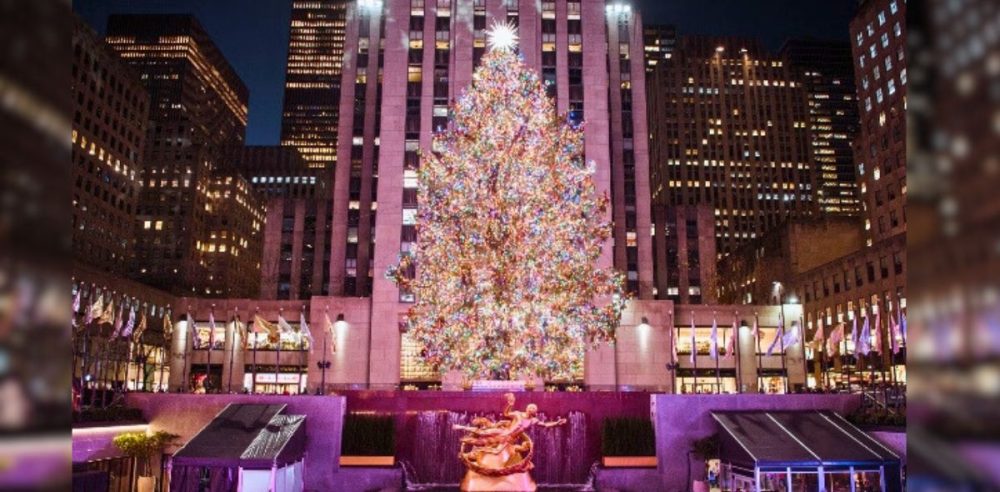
[811,318,825,350]
[132,312,147,343]
[765,322,784,356]
[890,309,902,354]
[850,314,859,354]
[98,298,116,326]
[689,314,697,363]
[300,311,314,346]
[323,313,338,353]
[857,314,871,355]
[208,311,217,349]
[726,318,737,359]
[899,311,907,342]
[186,313,197,348]
[112,302,125,337]
[872,309,883,354]
[84,292,102,325]
[232,315,244,349]
[751,316,760,340]
[121,307,136,338]
[782,321,801,348]
[163,314,173,340]
[827,323,844,355]
[72,288,81,314]
[254,315,280,344]
[709,317,719,360]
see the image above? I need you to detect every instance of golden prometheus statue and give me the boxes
[452,392,566,491]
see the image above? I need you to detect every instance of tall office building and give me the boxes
[647,35,816,258]
[328,0,653,384]
[72,17,149,275]
[642,24,676,73]
[280,0,349,170]
[105,15,258,297]
[781,39,861,217]
[850,0,906,245]
[225,146,333,300]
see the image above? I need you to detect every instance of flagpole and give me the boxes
[159,308,167,392]
[207,304,214,393]
[800,314,808,392]
[713,312,721,393]
[755,312,762,393]
[183,307,191,393]
[277,308,283,394]
[228,308,236,393]
[691,312,698,393]
[253,307,260,394]
[843,312,851,392]
[734,311,741,394]
[779,307,787,393]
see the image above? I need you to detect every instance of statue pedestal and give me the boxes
[459,470,536,491]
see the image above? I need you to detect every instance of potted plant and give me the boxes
[340,414,396,466]
[689,434,719,492]
[601,418,657,467]
[112,430,179,492]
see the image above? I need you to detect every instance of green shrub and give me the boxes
[112,431,178,476]
[341,413,396,456]
[601,417,655,456]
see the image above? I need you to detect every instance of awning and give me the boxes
[712,410,900,470]
[172,404,306,469]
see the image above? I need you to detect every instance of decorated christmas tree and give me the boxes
[388,23,626,381]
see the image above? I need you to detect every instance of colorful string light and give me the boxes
[388,47,627,381]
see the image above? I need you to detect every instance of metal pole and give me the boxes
[779,303,787,393]
[692,312,698,393]
[276,309,282,394]
[321,332,328,393]
[228,310,236,393]
[734,312,742,393]
[755,313,763,393]
[207,306,213,393]
[253,308,259,394]
[714,313,721,393]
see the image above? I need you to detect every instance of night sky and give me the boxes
[74,0,858,146]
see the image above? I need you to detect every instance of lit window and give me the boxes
[887,79,896,95]
[900,68,907,85]
[876,88,884,103]
[884,56,892,71]
[856,32,863,46]
[869,44,877,59]
[878,11,886,25]
[893,22,901,37]
[890,1,898,14]
[155,220,163,230]
[867,23,874,36]
[403,208,417,225]
[881,33,889,47]
[144,220,151,229]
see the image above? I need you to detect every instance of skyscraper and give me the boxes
[72,16,149,275]
[850,0,906,245]
[327,0,653,384]
[280,0,349,170]
[225,146,332,300]
[106,15,259,297]
[642,24,676,74]
[781,39,862,217]
[647,35,816,258]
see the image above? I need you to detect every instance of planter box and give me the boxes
[339,456,395,467]
[602,456,657,468]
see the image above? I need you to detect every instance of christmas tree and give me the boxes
[388,22,626,381]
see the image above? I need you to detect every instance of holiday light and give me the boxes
[486,20,519,52]
[388,47,626,381]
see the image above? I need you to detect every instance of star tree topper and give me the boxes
[486,20,519,52]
